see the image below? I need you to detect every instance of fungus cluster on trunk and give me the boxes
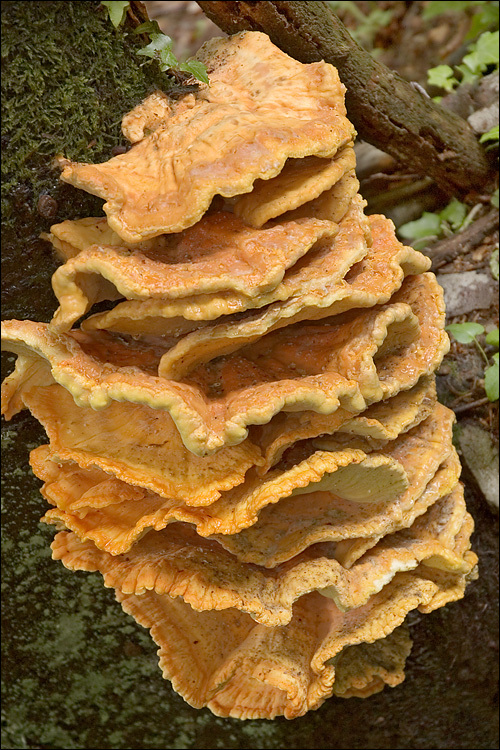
[1,32,477,720]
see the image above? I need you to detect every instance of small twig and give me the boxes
[452,397,490,414]
[429,209,499,270]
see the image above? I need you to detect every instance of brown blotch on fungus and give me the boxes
[1,32,477,720]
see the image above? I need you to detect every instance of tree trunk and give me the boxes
[198,0,494,196]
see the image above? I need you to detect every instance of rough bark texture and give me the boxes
[198,0,493,195]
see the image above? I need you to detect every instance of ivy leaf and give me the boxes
[137,33,179,71]
[491,189,499,209]
[455,62,480,85]
[439,198,468,231]
[137,32,175,58]
[134,20,163,36]
[485,328,500,348]
[427,64,458,92]
[490,246,499,279]
[158,48,180,72]
[480,124,499,144]
[462,30,500,74]
[445,322,485,344]
[178,60,209,85]
[101,1,130,28]
[484,352,499,401]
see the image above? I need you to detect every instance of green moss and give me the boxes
[1,0,171,323]
[1,0,167,225]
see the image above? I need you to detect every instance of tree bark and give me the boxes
[198,0,494,196]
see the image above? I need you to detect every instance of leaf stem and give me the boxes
[473,335,490,366]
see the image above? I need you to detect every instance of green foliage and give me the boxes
[446,323,499,401]
[439,198,468,232]
[423,1,488,19]
[479,124,500,145]
[427,28,499,94]
[486,328,500,347]
[398,199,470,249]
[328,1,393,51]
[445,322,486,344]
[398,213,441,249]
[101,1,129,28]
[102,8,209,84]
[491,189,500,209]
[461,30,499,74]
[422,0,499,39]
[178,59,209,85]
[1,0,169,225]
[427,65,457,92]
[134,24,209,83]
[484,352,499,401]
[490,247,499,279]
[466,2,500,39]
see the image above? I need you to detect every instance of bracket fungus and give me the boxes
[1,31,477,720]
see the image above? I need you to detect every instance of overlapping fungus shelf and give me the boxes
[1,31,477,720]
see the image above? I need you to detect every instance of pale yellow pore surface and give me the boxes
[20,384,262,504]
[157,216,432,380]
[232,145,356,227]
[59,32,355,242]
[50,214,338,331]
[81,193,370,337]
[35,440,408,550]
[49,484,475,627]
[63,570,468,719]
[330,625,412,698]
[30,402,447,559]
[215,405,458,566]
[253,374,436,473]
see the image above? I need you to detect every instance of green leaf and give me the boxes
[398,212,442,242]
[423,1,484,19]
[427,64,458,92]
[485,328,500,347]
[137,32,175,57]
[178,60,210,85]
[101,1,129,28]
[491,189,499,208]
[480,124,499,144]
[158,47,179,71]
[439,198,468,231]
[484,352,499,401]
[446,322,485,344]
[134,20,163,36]
[462,30,500,74]
[455,63,480,85]
[490,246,499,279]
[466,3,500,40]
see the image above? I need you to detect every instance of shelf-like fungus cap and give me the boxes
[49,484,475,627]
[49,214,338,331]
[58,32,355,242]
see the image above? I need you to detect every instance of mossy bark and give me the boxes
[198,0,494,196]
[1,0,166,323]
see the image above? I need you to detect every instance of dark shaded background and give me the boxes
[2,2,498,748]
